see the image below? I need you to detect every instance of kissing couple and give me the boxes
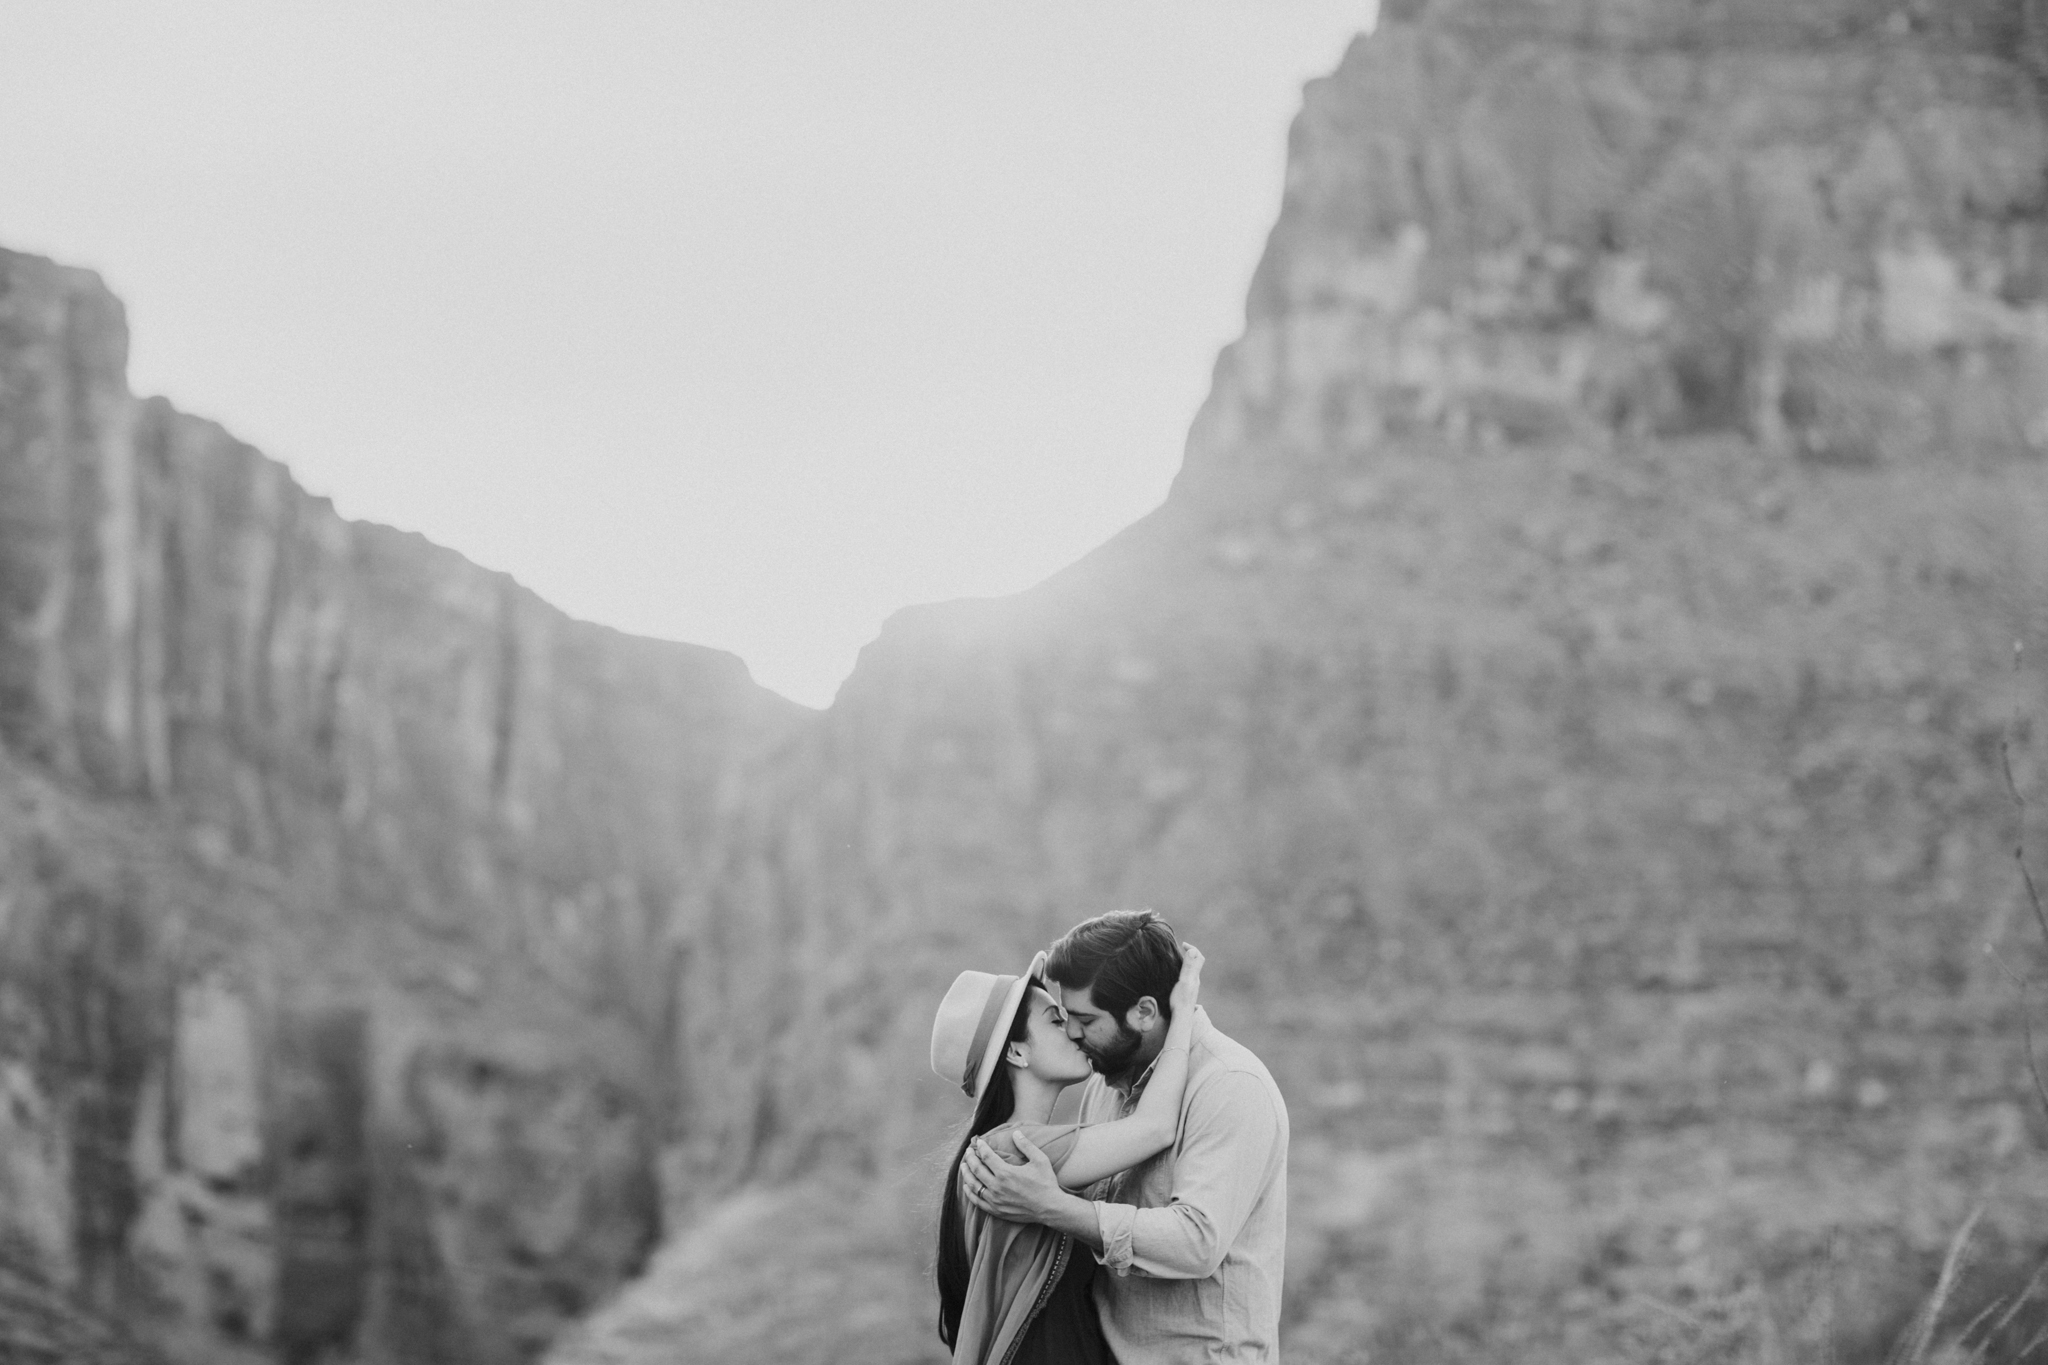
[928,909,1291,1364]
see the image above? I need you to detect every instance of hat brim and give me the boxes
[970,950,1047,1104]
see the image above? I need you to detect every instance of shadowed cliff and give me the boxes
[0,249,804,1363]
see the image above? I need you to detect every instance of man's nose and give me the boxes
[1065,1019,1083,1041]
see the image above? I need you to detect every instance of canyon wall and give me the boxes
[683,0,2048,1178]
[0,249,803,1363]
[568,3,2048,1361]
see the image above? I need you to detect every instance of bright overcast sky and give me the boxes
[1,2,1377,707]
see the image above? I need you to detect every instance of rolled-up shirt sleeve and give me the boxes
[1096,1200,1137,1274]
[1091,1070,1282,1280]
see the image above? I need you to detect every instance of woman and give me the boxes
[929,942,1203,1365]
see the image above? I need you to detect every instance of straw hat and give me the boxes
[930,951,1047,1101]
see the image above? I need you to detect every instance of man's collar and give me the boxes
[1112,1056,1157,1101]
[1109,1006,1207,1098]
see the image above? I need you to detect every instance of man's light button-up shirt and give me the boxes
[1078,1008,1290,1364]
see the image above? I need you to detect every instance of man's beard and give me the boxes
[1081,1022,1145,1079]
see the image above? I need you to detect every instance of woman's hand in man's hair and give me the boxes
[1168,942,1203,1016]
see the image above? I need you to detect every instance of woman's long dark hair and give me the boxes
[936,982,1040,1350]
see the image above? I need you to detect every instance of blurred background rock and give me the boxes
[10,0,2048,1362]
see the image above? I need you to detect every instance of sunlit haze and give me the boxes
[0,2,1377,707]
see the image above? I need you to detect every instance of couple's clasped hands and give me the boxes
[960,942,1204,1224]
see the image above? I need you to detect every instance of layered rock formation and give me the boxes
[574,3,2048,1361]
[0,250,802,1362]
[677,0,2048,1159]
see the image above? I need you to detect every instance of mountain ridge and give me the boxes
[579,3,2048,1358]
[0,244,803,1363]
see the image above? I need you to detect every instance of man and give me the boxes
[960,910,1290,1363]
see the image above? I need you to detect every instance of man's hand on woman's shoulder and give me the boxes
[962,1131,1063,1222]
[962,1131,1103,1247]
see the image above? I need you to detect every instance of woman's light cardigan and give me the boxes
[949,1123,1085,1365]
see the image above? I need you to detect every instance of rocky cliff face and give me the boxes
[572,4,2048,1362]
[0,250,802,1363]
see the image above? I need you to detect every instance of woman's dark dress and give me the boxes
[1010,1239,1113,1365]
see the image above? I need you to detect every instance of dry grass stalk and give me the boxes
[1999,640,2048,1121]
[1887,1206,1985,1365]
